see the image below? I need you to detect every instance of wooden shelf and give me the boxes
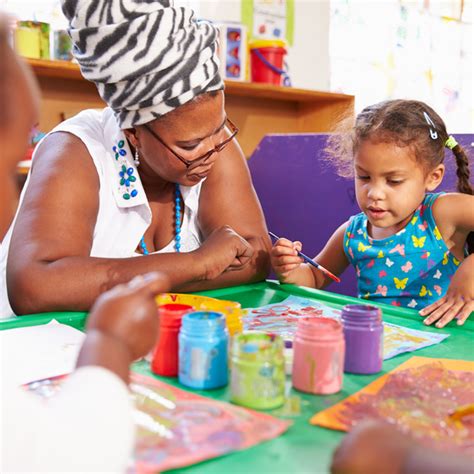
[26,58,354,157]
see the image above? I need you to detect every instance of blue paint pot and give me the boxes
[178,311,228,389]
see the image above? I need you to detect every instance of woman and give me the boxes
[0,0,270,318]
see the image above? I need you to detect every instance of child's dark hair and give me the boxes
[326,99,473,253]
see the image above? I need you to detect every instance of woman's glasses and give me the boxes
[142,118,239,170]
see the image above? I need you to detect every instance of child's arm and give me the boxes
[331,420,473,474]
[77,272,169,382]
[420,193,474,328]
[270,222,350,288]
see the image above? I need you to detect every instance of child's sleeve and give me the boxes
[2,366,134,473]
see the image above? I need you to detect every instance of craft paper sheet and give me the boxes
[25,372,290,472]
[310,357,474,455]
[0,319,85,385]
[242,296,449,360]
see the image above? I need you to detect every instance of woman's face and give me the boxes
[135,91,228,186]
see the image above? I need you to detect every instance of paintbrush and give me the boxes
[449,403,474,423]
[269,231,341,283]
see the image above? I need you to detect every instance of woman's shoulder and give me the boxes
[50,108,112,138]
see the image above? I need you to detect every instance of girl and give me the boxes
[271,100,474,328]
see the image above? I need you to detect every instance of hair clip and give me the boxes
[445,136,458,150]
[423,112,438,140]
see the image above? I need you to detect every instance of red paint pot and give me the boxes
[151,303,193,377]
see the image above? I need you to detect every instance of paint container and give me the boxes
[249,39,290,86]
[230,332,285,409]
[14,21,50,59]
[292,318,345,394]
[223,303,243,337]
[151,303,193,377]
[157,293,243,336]
[52,29,72,61]
[178,311,228,390]
[341,304,383,374]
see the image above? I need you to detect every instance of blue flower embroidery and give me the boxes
[118,165,138,200]
[119,165,137,187]
[112,140,127,160]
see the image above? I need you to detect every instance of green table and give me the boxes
[2,281,473,473]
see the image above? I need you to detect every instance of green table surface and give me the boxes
[1,281,473,474]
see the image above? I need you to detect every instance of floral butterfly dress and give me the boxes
[344,193,461,309]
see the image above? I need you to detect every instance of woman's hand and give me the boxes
[420,255,474,328]
[84,272,170,360]
[270,237,304,283]
[195,225,254,280]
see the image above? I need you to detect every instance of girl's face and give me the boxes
[133,91,229,186]
[354,140,444,238]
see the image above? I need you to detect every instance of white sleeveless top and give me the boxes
[0,108,203,319]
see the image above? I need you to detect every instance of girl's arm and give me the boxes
[7,133,253,315]
[310,222,351,288]
[271,222,350,288]
[420,193,474,327]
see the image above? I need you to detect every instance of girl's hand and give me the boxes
[270,237,303,283]
[420,257,474,328]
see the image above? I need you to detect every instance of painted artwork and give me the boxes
[25,372,290,472]
[242,296,449,360]
[310,357,474,455]
[1,319,85,386]
[330,1,473,132]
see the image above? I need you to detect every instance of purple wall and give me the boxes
[248,134,473,296]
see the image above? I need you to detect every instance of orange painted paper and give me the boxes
[310,356,474,430]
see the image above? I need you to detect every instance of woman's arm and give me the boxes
[178,136,271,291]
[7,133,253,314]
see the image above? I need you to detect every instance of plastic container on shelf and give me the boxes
[249,39,290,86]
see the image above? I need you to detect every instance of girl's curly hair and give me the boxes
[325,99,473,252]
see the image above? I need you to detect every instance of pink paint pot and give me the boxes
[292,317,345,395]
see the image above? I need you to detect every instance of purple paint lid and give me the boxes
[341,304,382,323]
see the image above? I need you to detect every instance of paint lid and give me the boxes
[181,311,227,335]
[296,317,343,341]
[249,39,287,51]
[341,304,382,324]
[158,303,194,328]
[231,331,284,362]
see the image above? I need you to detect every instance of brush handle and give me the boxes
[269,231,340,283]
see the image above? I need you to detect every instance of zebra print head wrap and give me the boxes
[61,1,224,129]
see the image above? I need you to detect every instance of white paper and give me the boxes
[0,319,85,386]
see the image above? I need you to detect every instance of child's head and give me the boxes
[327,100,472,233]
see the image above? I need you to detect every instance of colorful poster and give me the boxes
[242,0,294,45]
[242,296,449,360]
[25,372,290,472]
[310,357,474,455]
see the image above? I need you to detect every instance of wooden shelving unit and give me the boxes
[26,58,354,158]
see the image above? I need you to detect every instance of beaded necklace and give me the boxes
[139,183,182,255]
